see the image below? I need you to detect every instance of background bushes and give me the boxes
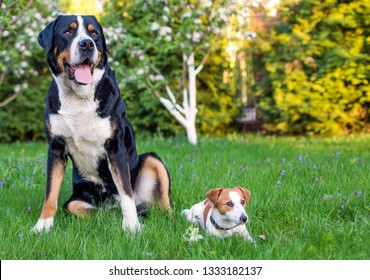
[251,0,370,135]
[0,1,58,142]
[0,0,368,143]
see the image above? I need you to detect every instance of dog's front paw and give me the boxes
[122,217,142,233]
[32,218,54,233]
[243,235,257,249]
[181,209,191,220]
[182,209,200,223]
[242,234,252,241]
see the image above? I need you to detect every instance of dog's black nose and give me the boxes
[240,214,248,224]
[79,39,94,52]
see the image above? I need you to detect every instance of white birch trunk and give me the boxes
[185,52,198,145]
[154,51,199,145]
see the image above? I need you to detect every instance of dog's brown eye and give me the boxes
[241,200,245,205]
[226,201,234,207]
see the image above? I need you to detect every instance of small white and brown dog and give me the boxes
[182,187,254,241]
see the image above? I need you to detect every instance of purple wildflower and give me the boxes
[178,164,183,170]
[298,155,306,162]
[313,176,319,182]
[25,206,31,213]
[277,180,282,187]
[354,191,362,197]
[339,204,345,209]
[0,181,3,189]
[240,165,248,172]
[333,152,340,158]
[280,169,286,175]
[322,194,332,200]
[281,158,286,164]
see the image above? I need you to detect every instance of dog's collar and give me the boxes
[210,215,239,231]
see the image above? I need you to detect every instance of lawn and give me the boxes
[0,135,369,260]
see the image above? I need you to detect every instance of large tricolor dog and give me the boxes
[182,187,253,240]
[33,15,171,233]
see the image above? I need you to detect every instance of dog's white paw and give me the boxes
[244,235,257,249]
[120,194,142,233]
[181,209,190,219]
[182,209,199,223]
[122,217,142,233]
[244,235,254,242]
[32,218,54,233]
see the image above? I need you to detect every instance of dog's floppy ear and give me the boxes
[206,188,224,205]
[38,17,59,53]
[99,23,110,55]
[235,187,251,204]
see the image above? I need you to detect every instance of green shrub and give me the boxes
[252,0,370,135]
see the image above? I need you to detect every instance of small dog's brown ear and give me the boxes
[206,188,224,205]
[236,187,251,204]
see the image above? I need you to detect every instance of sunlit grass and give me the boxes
[0,135,369,259]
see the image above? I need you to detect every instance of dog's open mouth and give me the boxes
[65,61,94,85]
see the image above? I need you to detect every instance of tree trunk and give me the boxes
[185,121,198,145]
[154,51,199,145]
[185,52,198,145]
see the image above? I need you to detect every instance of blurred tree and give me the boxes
[0,0,34,107]
[0,0,61,142]
[60,0,102,17]
[103,0,250,144]
[251,0,370,135]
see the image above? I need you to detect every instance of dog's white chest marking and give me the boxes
[49,90,111,185]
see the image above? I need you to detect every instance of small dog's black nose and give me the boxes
[79,39,94,52]
[240,214,248,224]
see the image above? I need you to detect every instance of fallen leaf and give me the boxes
[258,234,266,241]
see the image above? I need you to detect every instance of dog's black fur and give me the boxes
[33,15,171,233]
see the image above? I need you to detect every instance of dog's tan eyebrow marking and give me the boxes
[69,22,77,29]
[87,24,95,32]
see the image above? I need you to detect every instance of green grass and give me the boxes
[0,135,369,260]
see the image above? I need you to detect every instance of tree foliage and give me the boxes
[252,0,370,135]
[102,0,241,138]
[0,0,60,142]
[60,0,101,18]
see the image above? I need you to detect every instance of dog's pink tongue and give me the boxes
[75,64,93,84]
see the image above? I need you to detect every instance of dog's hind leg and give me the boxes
[134,153,171,215]
[63,200,96,218]
[63,180,108,218]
